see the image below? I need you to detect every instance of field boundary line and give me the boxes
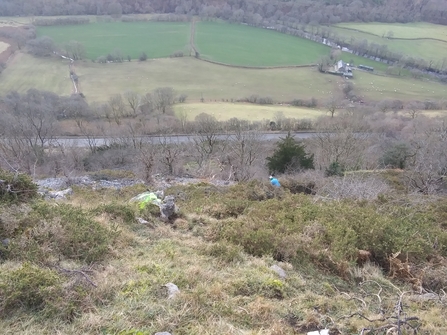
[196,57,315,69]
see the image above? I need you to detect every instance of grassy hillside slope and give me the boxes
[1,177,446,334]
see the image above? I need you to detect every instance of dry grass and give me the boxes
[174,102,326,121]
[0,53,72,95]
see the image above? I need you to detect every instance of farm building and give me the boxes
[334,60,353,78]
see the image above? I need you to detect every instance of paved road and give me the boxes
[50,132,318,147]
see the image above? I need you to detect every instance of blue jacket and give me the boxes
[270,178,281,187]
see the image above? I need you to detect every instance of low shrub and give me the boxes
[0,263,62,314]
[207,193,447,274]
[92,203,136,225]
[0,169,38,203]
[201,242,244,263]
[8,203,119,263]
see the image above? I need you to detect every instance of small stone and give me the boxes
[164,282,180,299]
[154,332,172,335]
[137,217,149,224]
[270,264,287,279]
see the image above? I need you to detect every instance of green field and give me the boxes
[354,70,447,101]
[332,22,447,65]
[335,22,447,42]
[0,53,72,95]
[195,21,331,66]
[1,52,446,104]
[174,102,326,121]
[37,21,191,60]
[75,57,343,102]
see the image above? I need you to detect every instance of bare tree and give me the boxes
[176,109,188,132]
[225,121,264,181]
[309,114,371,171]
[64,40,85,60]
[1,90,60,169]
[406,101,424,120]
[157,129,183,175]
[326,96,340,118]
[404,120,447,194]
[153,87,175,114]
[124,90,141,115]
[107,94,127,123]
[26,36,55,57]
[191,113,221,168]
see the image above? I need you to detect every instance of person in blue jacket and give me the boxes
[269,176,281,187]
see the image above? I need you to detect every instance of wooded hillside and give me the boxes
[0,0,446,25]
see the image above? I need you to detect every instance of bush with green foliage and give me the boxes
[381,142,412,169]
[0,263,62,314]
[266,132,314,174]
[325,161,345,177]
[6,203,119,263]
[0,169,38,203]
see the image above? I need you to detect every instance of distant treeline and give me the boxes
[0,0,446,25]
[33,17,90,26]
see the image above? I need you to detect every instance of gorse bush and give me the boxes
[0,263,62,314]
[206,190,447,273]
[0,169,38,203]
[6,203,119,263]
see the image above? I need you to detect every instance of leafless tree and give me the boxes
[137,144,156,183]
[191,113,221,168]
[404,120,447,194]
[64,40,85,60]
[107,94,127,123]
[1,90,60,170]
[123,90,141,115]
[406,101,424,120]
[157,129,183,175]
[325,96,340,118]
[176,109,188,132]
[309,114,371,170]
[153,87,175,114]
[225,122,265,181]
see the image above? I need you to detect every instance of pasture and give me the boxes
[194,21,331,66]
[353,70,447,101]
[335,22,447,42]
[174,102,326,121]
[37,21,191,59]
[73,57,342,103]
[0,53,72,95]
[331,25,447,65]
[2,52,447,105]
